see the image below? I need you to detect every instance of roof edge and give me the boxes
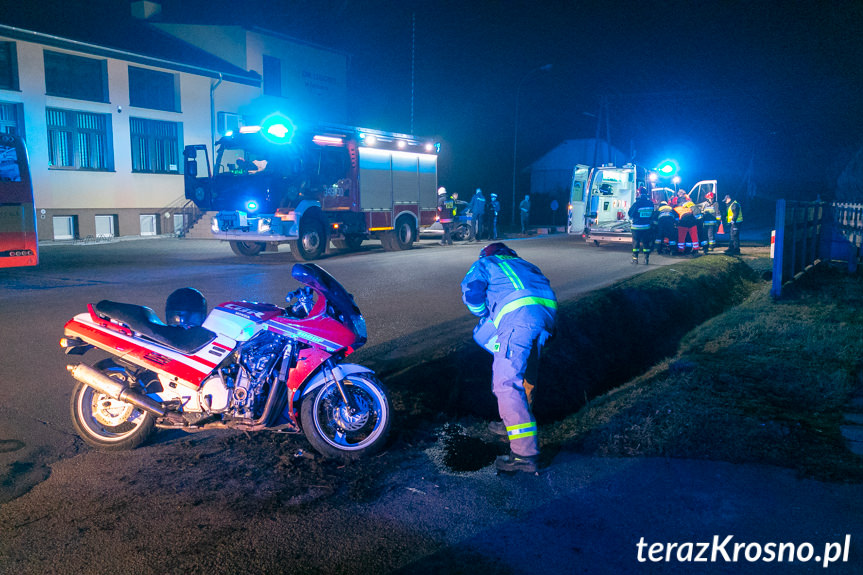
[0,23,261,87]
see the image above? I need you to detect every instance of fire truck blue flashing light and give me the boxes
[246,200,259,212]
[260,114,296,144]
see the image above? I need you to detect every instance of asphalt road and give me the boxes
[0,232,660,504]
[1,233,860,574]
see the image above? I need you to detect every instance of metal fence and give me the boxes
[771,200,863,298]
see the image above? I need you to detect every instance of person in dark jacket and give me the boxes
[699,192,721,253]
[468,188,487,241]
[489,193,501,239]
[436,186,455,245]
[461,242,557,473]
[628,186,655,264]
[653,201,677,254]
[519,195,531,234]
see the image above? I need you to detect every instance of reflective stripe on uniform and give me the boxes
[466,301,487,315]
[507,421,537,440]
[492,296,557,328]
[492,256,526,290]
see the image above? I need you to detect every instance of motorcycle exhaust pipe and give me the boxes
[67,363,167,417]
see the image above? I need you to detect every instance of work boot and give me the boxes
[631,256,638,264]
[488,420,507,437]
[495,451,538,474]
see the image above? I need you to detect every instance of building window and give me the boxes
[130,117,181,173]
[128,66,179,112]
[263,55,282,97]
[0,42,19,91]
[46,108,113,170]
[0,101,22,135]
[95,215,117,238]
[52,215,77,240]
[44,51,108,103]
[139,214,158,236]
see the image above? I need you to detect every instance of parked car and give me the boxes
[420,200,474,241]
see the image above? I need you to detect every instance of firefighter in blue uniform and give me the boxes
[461,242,557,473]
[654,201,677,254]
[628,186,655,264]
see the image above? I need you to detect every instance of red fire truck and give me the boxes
[184,116,440,260]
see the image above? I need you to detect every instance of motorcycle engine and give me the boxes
[198,331,288,419]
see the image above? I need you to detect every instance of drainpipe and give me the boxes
[210,73,223,157]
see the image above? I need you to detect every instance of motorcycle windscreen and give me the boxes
[291,263,366,344]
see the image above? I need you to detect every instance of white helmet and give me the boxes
[437,186,447,195]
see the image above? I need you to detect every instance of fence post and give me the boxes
[771,199,786,298]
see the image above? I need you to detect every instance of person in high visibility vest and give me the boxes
[723,194,743,254]
[627,186,655,265]
[461,242,557,473]
[675,200,700,255]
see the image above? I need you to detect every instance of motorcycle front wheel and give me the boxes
[301,373,391,460]
[69,360,155,451]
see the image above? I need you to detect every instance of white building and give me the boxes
[0,2,348,240]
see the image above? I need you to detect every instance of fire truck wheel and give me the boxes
[230,241,265,256]
[392,216,416,250]
[290,216,326,261]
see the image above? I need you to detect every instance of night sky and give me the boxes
[4,0,863,206]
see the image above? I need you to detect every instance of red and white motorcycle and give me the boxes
[60,263,390,460]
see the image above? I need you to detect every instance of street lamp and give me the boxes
[511,63,552,227]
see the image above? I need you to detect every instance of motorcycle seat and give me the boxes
[95,300,217,354]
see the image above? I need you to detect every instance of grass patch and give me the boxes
[546,263,863,482]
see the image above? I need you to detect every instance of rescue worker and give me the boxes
[654,201,677,254]
[699,192,721,253]
[723,194,743,254]
[669,188,690,208]
[692,201,705,252]
[468,188,487,241]
[489,193,501,239]
[628,186,655,264]
[676,199,700,255]
[436,186,455,245]
[461,242,557,473]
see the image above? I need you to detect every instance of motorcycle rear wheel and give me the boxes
[70,360,155,451]
[301,373,391,460]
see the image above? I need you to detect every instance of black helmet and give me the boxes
[480,242,518,258]
[166,288,207,328]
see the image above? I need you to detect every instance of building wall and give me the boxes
[155,24,349,125]
[0,24,348,241]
